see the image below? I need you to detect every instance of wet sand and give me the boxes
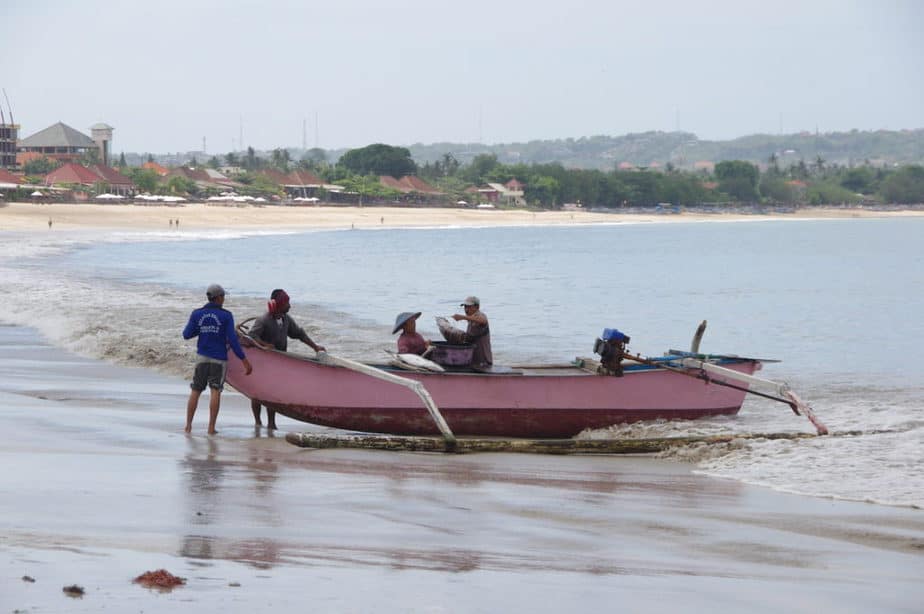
[1,325,922,613]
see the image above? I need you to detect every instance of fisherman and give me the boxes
[248,289,326,430]
[182,283,252,435]
[451,295,492,367]
[393,311,429,355]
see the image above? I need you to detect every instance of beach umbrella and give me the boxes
[31,191,44,197]
[306,196,319,202]
[95,193,118,199]
[254,197,267,202]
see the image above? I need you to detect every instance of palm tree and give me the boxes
[812,155,826,177]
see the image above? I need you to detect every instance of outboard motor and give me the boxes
[593,328,630,376]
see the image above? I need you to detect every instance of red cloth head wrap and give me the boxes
[268,289,290,315]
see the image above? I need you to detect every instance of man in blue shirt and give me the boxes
[182,283,252,434]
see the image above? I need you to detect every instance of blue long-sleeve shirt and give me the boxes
[182,302,246,361]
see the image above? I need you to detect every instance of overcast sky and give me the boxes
[3,0,922,155]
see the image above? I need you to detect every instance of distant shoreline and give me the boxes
[1,201,922,233]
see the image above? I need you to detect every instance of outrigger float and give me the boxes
[226,320,828,452]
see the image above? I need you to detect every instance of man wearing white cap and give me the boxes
[182,283,252,434]
[452,295,493,367]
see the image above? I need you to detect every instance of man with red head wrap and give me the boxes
[248,288,326,429]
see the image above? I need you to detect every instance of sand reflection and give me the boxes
[179,435,283,568]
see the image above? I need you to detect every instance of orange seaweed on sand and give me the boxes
[133,569,186,589]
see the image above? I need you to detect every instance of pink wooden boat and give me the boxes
[225,345,766,438]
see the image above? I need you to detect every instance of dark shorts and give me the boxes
[191,359,227,391]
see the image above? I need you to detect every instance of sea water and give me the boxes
[1,217,922,507]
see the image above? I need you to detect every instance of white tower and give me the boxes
[90,122,114,166]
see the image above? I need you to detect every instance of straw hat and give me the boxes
[392,311,422,334]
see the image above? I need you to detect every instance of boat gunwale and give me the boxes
[240,342,761,378]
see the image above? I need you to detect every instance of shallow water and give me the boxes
[2,326,922,613]
[0,217,922,507]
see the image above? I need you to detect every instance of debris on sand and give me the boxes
[133,569,186,590]
[62,584,85,597]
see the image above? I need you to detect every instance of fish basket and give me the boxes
[428,341,474,367]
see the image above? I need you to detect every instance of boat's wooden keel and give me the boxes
[284,430,848,455]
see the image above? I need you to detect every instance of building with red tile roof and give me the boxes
[43,163,105,187]
[142,161,169,176]
[168,167,211,183]
[258,168,290,185]
[378,175,405,191]
[168,167,239,191]
[287,169,324,187]
[0,168,24,185]
[89,165,135,195]
[486,181,525,206]
[16,151,47,167]
[400,175,442,194]
[282,169,326,198]
[379,175,442,195]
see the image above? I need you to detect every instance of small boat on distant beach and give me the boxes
[226,322,827,440]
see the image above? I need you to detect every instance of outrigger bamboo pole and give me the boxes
[677,358,828,435]
[285,430,864,454]
[315,352,457,447]
[624,352,829,435]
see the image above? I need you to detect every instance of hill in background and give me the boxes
[138,128,924,171]
[395,129,924,170]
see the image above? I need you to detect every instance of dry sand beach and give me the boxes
[2,201,923,612]
[2,200,923,233]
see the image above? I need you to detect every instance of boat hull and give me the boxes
[226,348,758,438]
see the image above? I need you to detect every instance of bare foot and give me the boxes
[184,425,192,433]
[268,423,278,431]
[207,430,218,436]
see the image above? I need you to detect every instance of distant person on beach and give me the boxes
[247,289,326,430]
[48,218,52,229]
[175,219,180,228]
[169,219,173,228]
[392,311,429,355]
[182,283,252,435]
[449,296,492,367]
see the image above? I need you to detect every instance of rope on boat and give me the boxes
[285,429,875,455]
